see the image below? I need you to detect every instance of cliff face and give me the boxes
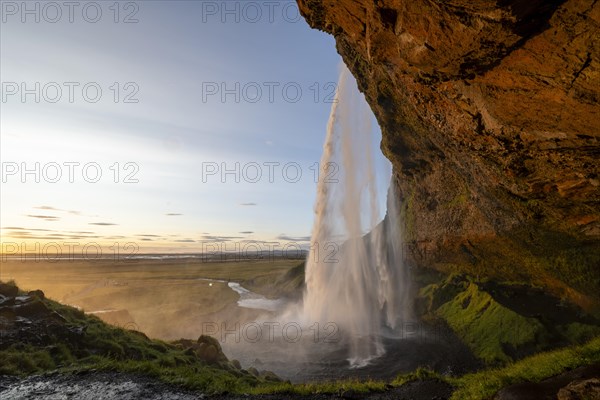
[298,0,600,307]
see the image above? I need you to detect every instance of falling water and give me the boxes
[302,64,411,367]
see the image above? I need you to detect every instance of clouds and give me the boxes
[27,215,60,221]
[27,205,184,230]
[0,2,352,253]
[201,235,244,241]
[89,222,118,226]
[2,227,102,240]
[26,205,85,221]
[1,224,313,253]
[34,206,58,211]
[276,234,311,242]
[34,206,81,215]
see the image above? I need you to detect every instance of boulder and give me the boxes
[0,282,18,298]
[11,299,50,318]
[196,335,227,363]
[557,378,600,400]
[27,290,45,300]
[260,370,281,382]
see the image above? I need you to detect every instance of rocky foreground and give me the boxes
[0,282,281,394]
[0,371,458,400]
[0,280,455,399]
[2,280,600,399]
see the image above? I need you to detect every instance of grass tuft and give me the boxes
[450,336,600,400]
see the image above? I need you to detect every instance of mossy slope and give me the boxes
[418,274,600,365]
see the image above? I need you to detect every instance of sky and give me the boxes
[0,0,390,256]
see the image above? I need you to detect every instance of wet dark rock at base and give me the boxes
[0,372,454,400]
[0,287,86,350]
[557,378,600,400]
[495,363,600,400]
[0,283,18,298]
[0,372,203,400]
[27,290,45,300]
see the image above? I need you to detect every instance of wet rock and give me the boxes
[339,389,361,399]
[49,311,67,323]
[174,338,194,349]
[0,307,16,320]
[0,282,18,297]
[0,294,15,307]
[174,336,229,364]
[557,378,600,400]
[260,370,281,382]
[196,335,227,363]
[11,299,50,318]
[27,289,45,300]
[67,325,87,336]
[197,334,222,349]
[0,371,201,399]
[15,316,32,325]
[15,295,31,303]
[496,363,600,400]
[202,344,219,363]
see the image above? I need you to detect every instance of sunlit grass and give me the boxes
[436,282,545,363]
[450,336,600,400]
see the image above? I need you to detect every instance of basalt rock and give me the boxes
[174,335,229,364]
[0,282,18,298]
[557,378,600,400]
[0,286,83,349]
[297,0,600,308]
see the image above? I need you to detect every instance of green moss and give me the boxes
[418,273,469,313]
[545,246,600,299]
[0,345,56,375]
[445,184,469,209]
[450,336,600,400]
[557,323,600,344]
[436,283,546,364]
[392,367,444,386]
[248,378,387,396]
[75,358,258,394]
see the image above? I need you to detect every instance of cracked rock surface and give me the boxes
[297,0,600,308]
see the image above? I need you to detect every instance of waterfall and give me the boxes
[302,64,410,367]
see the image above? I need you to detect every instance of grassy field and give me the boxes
[0,258,300,340]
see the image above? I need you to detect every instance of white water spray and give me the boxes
[302,64,411,367]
